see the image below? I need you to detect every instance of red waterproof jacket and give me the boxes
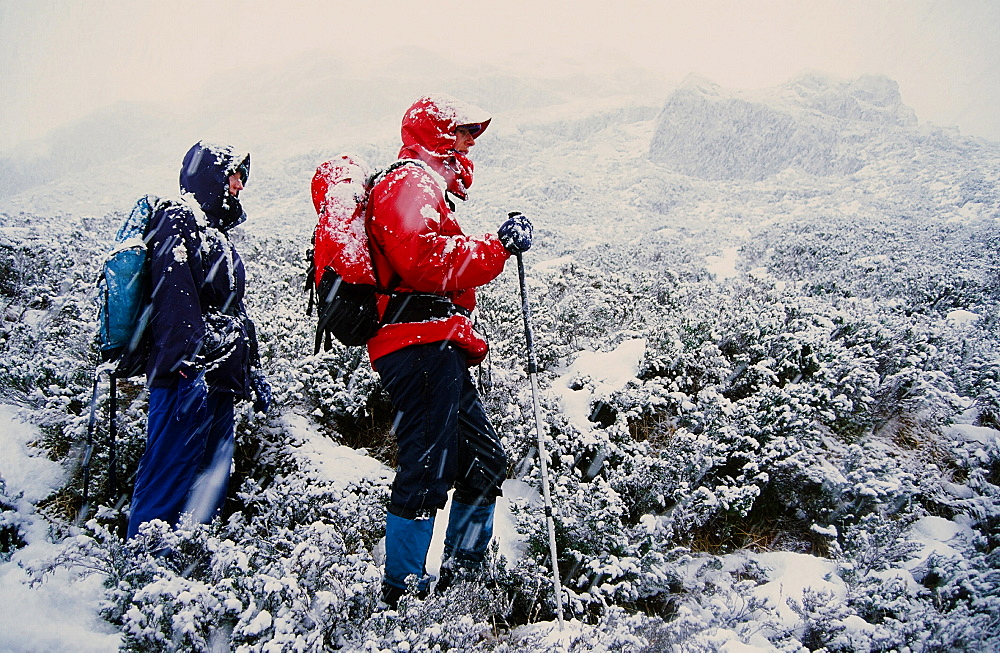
[366,95,510,366]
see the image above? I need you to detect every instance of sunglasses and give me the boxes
[231,155,251,184]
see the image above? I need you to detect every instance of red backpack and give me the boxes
[306,154,380,351]
[307,155,424,352]
[310,155,377,284]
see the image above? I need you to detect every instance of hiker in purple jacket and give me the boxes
[127,141,271,539]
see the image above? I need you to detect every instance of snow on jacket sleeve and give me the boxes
[145,204,206,384]
[369,166,509,294]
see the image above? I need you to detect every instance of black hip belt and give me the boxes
[382,292,471,325]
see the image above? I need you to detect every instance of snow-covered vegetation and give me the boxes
[1,55,999,651]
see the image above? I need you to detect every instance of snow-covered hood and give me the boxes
[179,140,251,231]
[398,94,491,200]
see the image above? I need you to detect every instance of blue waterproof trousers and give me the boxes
[374,342,508,590]
[127,375,235,539]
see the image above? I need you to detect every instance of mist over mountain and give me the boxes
[0,48,666,201]
[648,73,928,181]
[3,49,994,239]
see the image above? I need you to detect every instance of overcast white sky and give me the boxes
[1,0,998,152]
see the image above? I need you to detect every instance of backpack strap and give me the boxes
[365,160,427,294]
[304,232,317,316]
[365,219,399,295]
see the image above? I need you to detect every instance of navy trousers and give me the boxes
[127,374,235,539]
[375,342,507,514]
[375,342,508,590]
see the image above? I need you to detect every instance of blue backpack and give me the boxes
[84,194,166,515]
[96,194,163,379]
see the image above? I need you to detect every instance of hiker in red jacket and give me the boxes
[367,94,533,606]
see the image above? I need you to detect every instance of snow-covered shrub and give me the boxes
[0,221,114,519]
[294,350,392,451]
[824,509,1000,651]
[0,479,29,561]
[833,511,921,585]
[27,455,391,651]
[742,214,1000,313]
[829,444,920,528]
[111,523,244,651]
[966,352,1000,430]
[604,431,715,526]
[917,550,1000,649]
[346,578,507,651]
[784,587,857,651]
[507,606,663,652]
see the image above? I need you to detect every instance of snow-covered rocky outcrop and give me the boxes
[648,72,918,181]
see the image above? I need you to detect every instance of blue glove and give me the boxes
[498,212,533,254]
[250,368,271,415]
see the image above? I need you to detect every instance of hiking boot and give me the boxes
[381,581,406,609]
[381,579,430,609]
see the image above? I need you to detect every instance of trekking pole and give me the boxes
[80,371,101,522]
[516,252,565,629]
[108,373,119,499]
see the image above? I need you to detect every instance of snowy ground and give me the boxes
[0,404,121,652]
[1,335,987,651]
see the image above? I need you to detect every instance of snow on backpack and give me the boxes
[306,155,422,352]
[95,193,163,378]
[306,155,380,351]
